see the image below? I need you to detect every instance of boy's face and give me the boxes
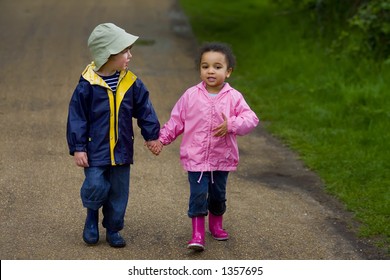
[200,51,232,93]
[107,46,133,71]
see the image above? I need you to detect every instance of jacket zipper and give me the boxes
[206,101,215,169]
[113,91,117,142]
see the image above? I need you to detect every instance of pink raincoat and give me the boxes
[159,82,259,172]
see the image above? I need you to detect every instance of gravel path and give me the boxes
[0,0,384,260]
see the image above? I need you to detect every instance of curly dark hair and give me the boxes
[197,42,236,70]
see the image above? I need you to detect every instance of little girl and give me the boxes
[157,42,259,251]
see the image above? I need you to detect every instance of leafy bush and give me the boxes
[348,1,390,59]
[275,0,390,60]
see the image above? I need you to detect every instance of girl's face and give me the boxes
[107,46,133,72]
[200,51,232,93]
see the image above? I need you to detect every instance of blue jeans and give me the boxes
[81,165,130,231]
[187,171,229,218]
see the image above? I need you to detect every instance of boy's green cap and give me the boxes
[87,23,139,70]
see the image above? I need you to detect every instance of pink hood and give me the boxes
[159,82,259,171]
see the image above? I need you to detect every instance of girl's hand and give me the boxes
[74,151,89,167]
[213,113,228,137]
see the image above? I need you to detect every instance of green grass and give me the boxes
[179,0,390,253]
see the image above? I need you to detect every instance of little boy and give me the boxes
[66,23,160,247]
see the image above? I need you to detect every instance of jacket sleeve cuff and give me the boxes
[74,144,87,152]
[227,118,236,134]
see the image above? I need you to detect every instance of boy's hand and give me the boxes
[145,140,163,156]
[74,151,89,167]
[213,113,228,137]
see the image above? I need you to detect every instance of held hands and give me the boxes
[144,113,227,156]
[213,113,228,137]
[145,140,163,156]
[74,141,162,167]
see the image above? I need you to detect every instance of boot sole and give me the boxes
[187,243,204,251]
[212,236,229,241]
[107,242,126,248]
[83,237,99,245]
[209,231,229,241]
[106,237,126,248]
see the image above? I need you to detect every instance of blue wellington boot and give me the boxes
[82,209,99,245]
[106,230,126,248]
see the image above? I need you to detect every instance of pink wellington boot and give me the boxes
[209,213,229,240]
[187,216,205,251]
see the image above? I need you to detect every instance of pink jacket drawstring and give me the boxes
[197,171,203,183]
[197,171,214,184]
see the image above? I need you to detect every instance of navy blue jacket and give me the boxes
[67,64,160,166]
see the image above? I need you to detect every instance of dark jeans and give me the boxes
[187,171,229,218]
[81,165,130,231]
